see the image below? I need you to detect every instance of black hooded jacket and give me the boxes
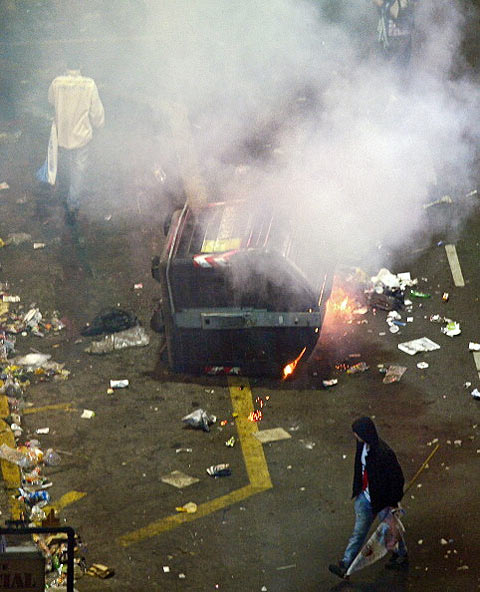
[351,417,404,515]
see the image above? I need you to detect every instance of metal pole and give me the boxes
[0,523,76,592]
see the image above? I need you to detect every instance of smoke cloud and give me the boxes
[118,0,479,270]
[7,0,480,275]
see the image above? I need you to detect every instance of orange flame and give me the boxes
[282,346,307,380]
[327,287,355,318]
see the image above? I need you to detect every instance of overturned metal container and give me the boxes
[152,199,333,377]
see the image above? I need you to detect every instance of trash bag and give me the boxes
[182,409,217,432]
[81,308,139,336]
[36,122,58,185]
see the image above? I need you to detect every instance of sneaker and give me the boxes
[328,561,348,579]
[385,554,409,570]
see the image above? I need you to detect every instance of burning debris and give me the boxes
[282,347,307,380]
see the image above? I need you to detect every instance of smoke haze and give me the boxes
[6,0,480,272]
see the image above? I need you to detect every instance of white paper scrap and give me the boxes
[471,389,480,400]
[110,379,129,388]
[469,342,480,351]
[398,337,441,356]
[36,427,50,434]
[81,409,95,419]
[254,428,292,444]
[161,470,199,489]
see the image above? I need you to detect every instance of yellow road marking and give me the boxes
[117,378,272,547]
[24,403,76,415]
[43,491,87,515]
[0,395,10,419]
[0,410,23,519]
[228,377,272,489]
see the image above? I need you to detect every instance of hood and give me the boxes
[352,416,379,447]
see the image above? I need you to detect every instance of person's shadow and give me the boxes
[328,568,408,592]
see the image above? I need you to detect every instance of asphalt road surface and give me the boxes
[1,132,480,592]
[1,29,480,591]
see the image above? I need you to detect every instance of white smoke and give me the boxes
[116,0,478,271]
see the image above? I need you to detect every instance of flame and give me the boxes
[282,346,307,380]
[327,287,356,318]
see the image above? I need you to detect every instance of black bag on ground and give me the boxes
[81,308,139,336]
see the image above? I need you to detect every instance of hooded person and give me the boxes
[329,416,408,579]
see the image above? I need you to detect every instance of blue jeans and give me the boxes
[59,145,90,210]
[342,492,407,567]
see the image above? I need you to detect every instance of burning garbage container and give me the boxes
[151,199,334,377]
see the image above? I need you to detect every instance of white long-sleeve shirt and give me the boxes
[48,70,105,150]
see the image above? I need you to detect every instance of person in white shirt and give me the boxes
[48,59,105,224]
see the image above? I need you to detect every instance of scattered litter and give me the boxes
[353,307,368,315]
[6,232,31,245]
[276,564,296,571]
[133,283,143,290]
[182,409,216,432]
[254,428,291,444]
[418,539,423,545]
[0,182,9,191]
[322,379,338,387]
[346,362,369,374]
[14,353,51,367]
[2,294,20,303]
[389,324,400,334]
[163,566,170,573]
[85,325,150,353]
[469,342,480,351]
[398,337,441,355]
[206,463,231,477]
[109,379,129,389]
[454,440,462,447]
[225,436,236,447]
[442,292,449,302]
[423,195,453,209]
[417,362,429,369]
[175,502,197,513]
[471,389,480,400]
[33,243,46,250]
[383,365,407,384]
[410,290,431,299]
[175,448,193,453]
[36,427,50,435]
[457,565,469,571]
[407,317,413,322]
[86,564,115,579]
[179,573,186,579]
[161,470,200,488]
[441,321,461,337]
[0,444,34,468]
[261,587,268,591]
[299,439,316,450]
[440,538,448,545]
[81,409,95,419]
